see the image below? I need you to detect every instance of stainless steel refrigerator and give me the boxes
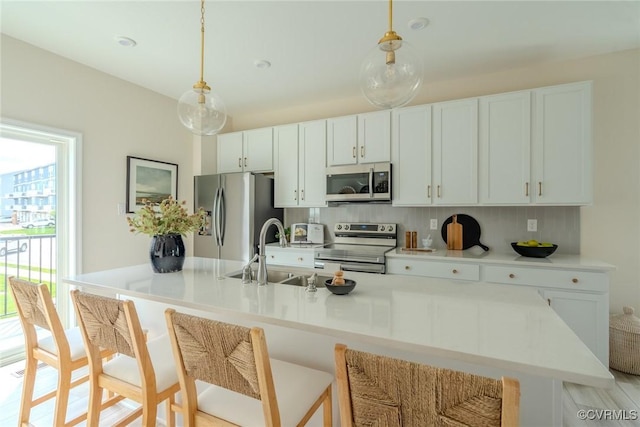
[194,172,283,261]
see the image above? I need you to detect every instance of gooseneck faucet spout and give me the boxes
[257,218,287,286]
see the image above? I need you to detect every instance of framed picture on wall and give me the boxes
[126,156,178,213]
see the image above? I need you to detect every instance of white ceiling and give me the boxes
[2,1,640,117]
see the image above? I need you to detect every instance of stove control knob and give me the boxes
[388,225,394,232]
[336,224,342,230]
[380,225,385,231]
[344,224,350,230]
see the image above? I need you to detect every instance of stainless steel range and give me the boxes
[314,223,397,274]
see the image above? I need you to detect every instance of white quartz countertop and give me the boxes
[65,257,613,388]
[387,247,616,271]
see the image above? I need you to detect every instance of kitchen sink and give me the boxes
[225,268,329,287]
[279,275,331,288]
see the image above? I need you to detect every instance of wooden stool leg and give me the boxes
[141,397,158,427]
[18,357,38,425]
[53,365,72,426]
[323,386,333,427]
[86,378,103,426]
[165,395,176,427]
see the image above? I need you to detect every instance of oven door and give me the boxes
[325,163,391,203]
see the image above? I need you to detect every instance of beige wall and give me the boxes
[2,33,638,312]
[232,49,640,313]
[1,35,197,273]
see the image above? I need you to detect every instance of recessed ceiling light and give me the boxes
[254,59,271,69]
[408,17,429,31]
[114,36,137,47]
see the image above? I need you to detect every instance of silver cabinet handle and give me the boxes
[238,158,242,168]
[294,190,297,201]
[244,157,247,168]
[437,185,441,198]
[538,182,542,196]
[301,189,304,200]
[525,182,529,197]
[352,146,356,158]
[427,185,431,198]
[360,146,364,158]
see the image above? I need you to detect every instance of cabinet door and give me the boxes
[244,127,273,172]
[392,105,432,206]
[299,120,327,207]
[533,81,592,204]
[274,124,299,207]
[327,115,357,166]
[217,132,244,173]
[433,99,478,205]
[541,289,608,365]
[479,91,531,204]
[358,110,391,163]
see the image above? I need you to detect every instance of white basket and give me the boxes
[609,306,640,375]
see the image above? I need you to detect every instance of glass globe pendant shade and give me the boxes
[177,84,227,136]
[360,39,423,109]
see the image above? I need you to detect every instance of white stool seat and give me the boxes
[103,335,178,393]
[38,326,87,361]
[197,358,334,427]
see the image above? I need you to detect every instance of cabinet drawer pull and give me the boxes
[244,157,248,168]
[509,273,515,279]
[547,298,551,306]
[538,181,542,196]
[404,265,411,270]
[298,257,303,262]
[238,157,242,168]
[352,147,356,158]
[270,255,274,259]
[525,182,529,197]
[437,185,441,198]
[294,190,297,201]
[452,269,458,274]
[427,185,431,198]
[301,189,304,200]
[572,278,579,284]
[360,146,365,158]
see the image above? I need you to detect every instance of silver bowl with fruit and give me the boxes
[511,240,558,258]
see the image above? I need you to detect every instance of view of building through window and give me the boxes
[0,137,57,362]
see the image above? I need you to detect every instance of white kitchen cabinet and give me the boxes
[532,81,592,204]
[386,252,610,365]
[482,263,608,365]
[217,131,244,173]
[386,258,480,281]
[541,289,608,365]
[391,105,432,206]
[479,90,532,204]
[432,98,478,205]
[217,127,273,173]
[357,110,391,163]
[274,121,326,208]
[327,111,390,166]
[264,245,316,268]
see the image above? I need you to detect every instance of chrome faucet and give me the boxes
[257,218,287,286]
[241,253,259,284]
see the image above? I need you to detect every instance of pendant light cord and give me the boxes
[388,0,393,32]
[199,0,205,84]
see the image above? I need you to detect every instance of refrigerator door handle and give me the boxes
[219,187,226,246]
[212,188,221,246]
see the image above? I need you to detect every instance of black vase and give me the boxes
[149,234,185,273]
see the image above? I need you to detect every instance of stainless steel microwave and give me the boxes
[325,162,391,204]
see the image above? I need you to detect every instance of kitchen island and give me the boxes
[65,257,614,426]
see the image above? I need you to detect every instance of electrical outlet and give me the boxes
[430,219,438,230]
[527,219,537,232]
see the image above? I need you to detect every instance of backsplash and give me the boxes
[285,205,580,254]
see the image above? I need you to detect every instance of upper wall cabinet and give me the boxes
[392,104,432,206]
[532,81,592,204]
[327,111,390,166]
[218,127,273,173]
[432,98,479,205]
[479,90,532,204]
[274,120,327,208]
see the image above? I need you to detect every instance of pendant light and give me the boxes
[360,0,423,109]
[177,0,227,135]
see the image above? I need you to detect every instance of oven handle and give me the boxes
[315,255,384,264]
[368,167,374,198]
[340,262,385,274]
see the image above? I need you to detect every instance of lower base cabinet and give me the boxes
[387,255,610,365]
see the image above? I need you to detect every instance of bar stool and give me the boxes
[70,290,180,427]
[8,276,113,427]
[334,343,521,427]
[165,308,334,426]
